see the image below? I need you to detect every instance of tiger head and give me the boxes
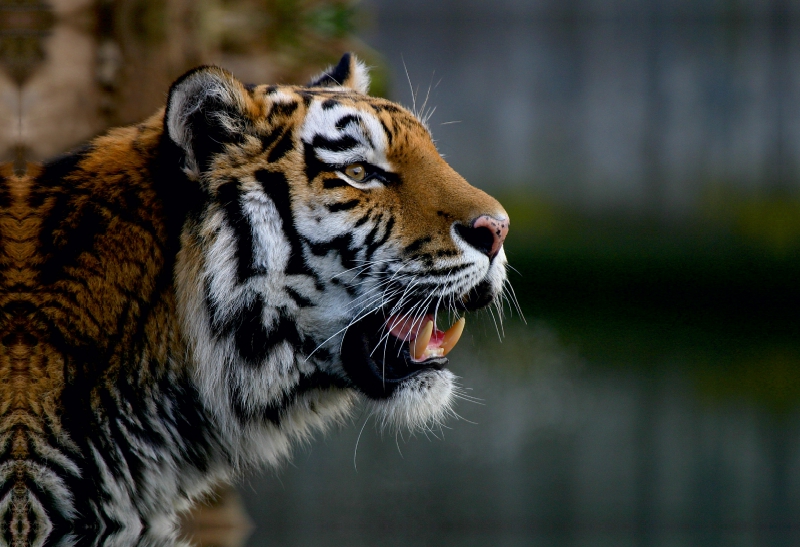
[168,54,509,448]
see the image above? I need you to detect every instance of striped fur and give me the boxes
[0,54,509,545]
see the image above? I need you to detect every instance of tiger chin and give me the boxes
[0,53,508,544]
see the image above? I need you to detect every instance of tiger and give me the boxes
[0,53,509,546]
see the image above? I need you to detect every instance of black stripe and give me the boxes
[97,391,148,498]
[353,213,371,228]
[260,128,283,152]
[372,103,402,114]
[268,130,295,163]
[435,249,458,258]
[296,91,314,107]
[308,233,358,270]
[32,145,93,195]
[311,134,359,152]
[217,180,261,282]
[362,216,382,252]
[303,141,327,182]
[366,216,395,259]
[37,198,108,285]
[185,97,245,172]
[378,118,394,146]
[208,293,302,364]
[335,115,359,131]
[322,99,339,110]
[322,177,348,189]
[404,236,431,255]
[286,287,314,308]
[231,370,346,425]
[326,199,360,213]
[254,170,319,284]
[235,301,300,365]
[268,101,298,122]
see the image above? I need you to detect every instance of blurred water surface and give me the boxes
[2,1,799,546]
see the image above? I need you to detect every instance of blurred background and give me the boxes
[2,0,800,545]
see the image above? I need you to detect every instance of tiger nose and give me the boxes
[458,215,509,259]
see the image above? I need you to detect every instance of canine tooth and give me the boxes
[411,320,433,361]
[441,317,466,356]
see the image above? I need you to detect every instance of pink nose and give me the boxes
[470,215,509,259]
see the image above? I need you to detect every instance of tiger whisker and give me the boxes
[353,410,374,472]
[345,279,402,313]
[306,293,393,360]
[504,280,526,323]
[401,55,417,119]
[370,279,428,358]
[332,257,400,280]
[486,305,503,343]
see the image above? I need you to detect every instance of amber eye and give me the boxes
[344,163,367,182]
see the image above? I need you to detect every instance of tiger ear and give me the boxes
[165,65,250,178]
[307,53,370,95]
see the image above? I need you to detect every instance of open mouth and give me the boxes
[340,310,467,400]
[387,314,465,362]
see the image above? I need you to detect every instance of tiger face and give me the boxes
[169,54,509,441]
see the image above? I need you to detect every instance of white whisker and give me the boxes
[353,411,373,471]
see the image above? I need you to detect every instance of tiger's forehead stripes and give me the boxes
[300,97,391,172]
[206,84,434,188]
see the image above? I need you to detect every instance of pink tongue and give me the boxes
[387,314,443,343]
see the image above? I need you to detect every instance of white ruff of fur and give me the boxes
[368,370,458,433]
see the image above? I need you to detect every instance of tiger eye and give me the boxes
[344,163,367,182]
